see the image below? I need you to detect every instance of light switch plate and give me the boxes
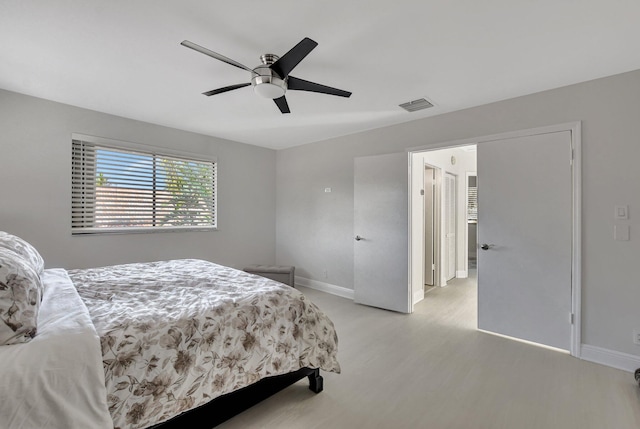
[614,224,630,241]
[615,205,628,220]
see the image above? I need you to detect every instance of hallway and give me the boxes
[415,270,477,329]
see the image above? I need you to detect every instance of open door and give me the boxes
[424,166,435,286]
[354,152,410,313]
[444,172,457,281]
[477,130,573,350]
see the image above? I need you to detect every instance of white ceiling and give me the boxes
[1,1,639,150]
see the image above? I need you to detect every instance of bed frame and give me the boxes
[150,367,323,428]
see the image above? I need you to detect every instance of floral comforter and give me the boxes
[68,259,340,429]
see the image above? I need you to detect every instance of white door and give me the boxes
[444,173,456,281]
[354,152,410,313]
[477,130,572,350]
[424,167,435,286]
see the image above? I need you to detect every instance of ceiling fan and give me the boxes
[180,37,352,114]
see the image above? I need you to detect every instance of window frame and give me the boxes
[71,133,217,235]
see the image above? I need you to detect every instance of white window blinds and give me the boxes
[467,175,477,221]
[72,138,216,234]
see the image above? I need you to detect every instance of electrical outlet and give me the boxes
[633,329,640,345]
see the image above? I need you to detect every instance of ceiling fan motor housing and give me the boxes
[252,54,287,99]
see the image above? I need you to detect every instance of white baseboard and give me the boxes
[580,344,640,373]
[413,288,425,305]
[456,270,468,278]
[295,276,354,300]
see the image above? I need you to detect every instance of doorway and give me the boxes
[413,146,476,297]
[408,122,581,356]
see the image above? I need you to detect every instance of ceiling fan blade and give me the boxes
[181,40,257,75]
[270,37,318,79]
[202,83,251,96]
[287,76,352,98]
[273,96,290,114]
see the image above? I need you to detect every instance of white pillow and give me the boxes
[0,231,45,276]
[0,247,43,345]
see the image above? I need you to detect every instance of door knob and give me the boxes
[355,235,364,241]
[480,243,494,250]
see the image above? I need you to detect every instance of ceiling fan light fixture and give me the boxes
[251,64,287,99]
[253,80,286,99]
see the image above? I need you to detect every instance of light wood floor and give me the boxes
[217,275,640,428]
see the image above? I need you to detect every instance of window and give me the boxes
[467,174,477,222]
[71,135,216,234]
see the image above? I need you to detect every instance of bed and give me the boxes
[0,232,341,429]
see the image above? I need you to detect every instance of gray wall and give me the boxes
[0,89,277,270]
[276,69,640,357]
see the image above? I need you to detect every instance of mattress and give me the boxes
[67,258,341,429]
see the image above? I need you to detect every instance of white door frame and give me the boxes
[443,171,457,283]
[407,121,582,357]
[424,164,436,287]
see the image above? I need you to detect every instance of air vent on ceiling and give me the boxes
[399,98,434,112]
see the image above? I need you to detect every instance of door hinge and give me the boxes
[420,189,425,196]
[570,313,575,324]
